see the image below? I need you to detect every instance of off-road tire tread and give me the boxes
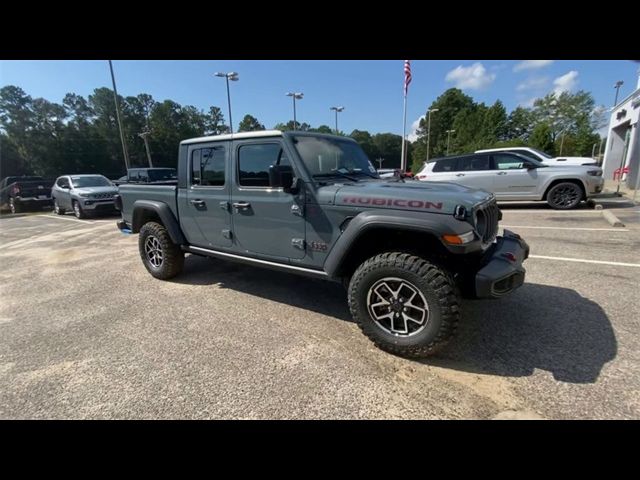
[138,221,184,280]
[348,252,460,358]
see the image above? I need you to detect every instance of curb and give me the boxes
[602,210,625,228]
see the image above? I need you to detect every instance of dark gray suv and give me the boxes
[52,174,118,218]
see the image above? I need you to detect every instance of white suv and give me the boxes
[475,147,598,167]
[415,151,604,209]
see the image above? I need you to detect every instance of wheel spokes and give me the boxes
[367,277,429,337]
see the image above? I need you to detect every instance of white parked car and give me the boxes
[475,147,598,167]
[415,151,604,209]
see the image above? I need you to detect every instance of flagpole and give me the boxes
[401,93,408,173]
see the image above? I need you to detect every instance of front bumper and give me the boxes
[474,229,529,299]
[586,177,605,196]
[79,198,117,211]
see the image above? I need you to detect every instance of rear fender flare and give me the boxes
[131,200,186,245]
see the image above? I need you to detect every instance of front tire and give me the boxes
[72,200,87,219]
[546,182,583,210]
[348,252,460,358]
[138,222,184,280]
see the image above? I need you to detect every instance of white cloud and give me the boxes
[513,60,554,72]
[516,76,550,92]
[553,70,579,95]
[445,63,496,90]
[519,97,538,108]
[407,115,425,142]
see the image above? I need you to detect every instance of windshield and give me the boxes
[71,176,112,188]
[148,169,177,181]
[292,136,378,179]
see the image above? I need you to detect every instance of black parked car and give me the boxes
[113,168,177,186]
[0,176,54,214]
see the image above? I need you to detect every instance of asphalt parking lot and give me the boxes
[1,202,639,419]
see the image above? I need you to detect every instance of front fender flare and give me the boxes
[323,209,468,278]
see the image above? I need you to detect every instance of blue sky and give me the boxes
[2,60,638,138]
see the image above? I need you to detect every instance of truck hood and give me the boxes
[545,156,598,166]
[320,180,494,214]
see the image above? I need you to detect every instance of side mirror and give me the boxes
[524,162,537,170]
[269,165,297,193]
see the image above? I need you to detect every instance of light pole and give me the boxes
[330,106,344,135]
[377,158,384,169]
[614,80,624,107]
[445,129,456,156]
[426,108,439,162]
[138,131,153,167]
[214,71,239,134]
[108,60,130,171]
[286,92,304,130]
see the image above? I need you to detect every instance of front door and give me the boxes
[230,139,306,260]
[185,141,233,248]
[490,153,539,198]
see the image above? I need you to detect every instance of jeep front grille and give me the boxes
[475,201,500,244]
[91,193,113,199]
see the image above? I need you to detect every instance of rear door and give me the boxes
[490,153,539,198]
[230,139,306,260]
[429,157,460,182]
[185,141,233,248]
[454,154,494,191]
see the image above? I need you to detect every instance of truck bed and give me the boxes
[117,183,178,224]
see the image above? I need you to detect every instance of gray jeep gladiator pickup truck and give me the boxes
[116,130,529,357]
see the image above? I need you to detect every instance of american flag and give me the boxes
[403,60,412,96]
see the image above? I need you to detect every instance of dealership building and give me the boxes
[602,73,640,191]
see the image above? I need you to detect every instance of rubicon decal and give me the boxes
[341,197,443,210]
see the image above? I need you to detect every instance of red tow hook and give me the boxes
[502,252,517,262]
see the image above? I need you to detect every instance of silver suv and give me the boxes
[416,151,604,209]
[52,174,118,218]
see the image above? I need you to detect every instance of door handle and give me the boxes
[496,172,507,175]
[232,201,251,210]
[190,199,206,206]
[455,173,465,177]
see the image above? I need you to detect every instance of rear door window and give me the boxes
[432,158,460,172]
[191,145,226,187]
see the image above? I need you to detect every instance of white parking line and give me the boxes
[529,255,640,268]
[502,225,630,232]
[43,214,100,224]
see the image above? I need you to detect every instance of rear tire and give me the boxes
[72,200,86,219]
[348,252,460,358]
[546,182,583,210]
[9,198,21,214]
[53,199,66,215]
[139,221,184,280]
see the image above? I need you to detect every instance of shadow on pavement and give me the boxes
[427,283,617,384]
[176,254,352,322]
[177,256,617,384]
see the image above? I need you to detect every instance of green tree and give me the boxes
[480,100,508,146]
[238,114,265,132]
[529,122,555,155]
[532,91,595,142]
[413,88,475,159]
[505,106,535,141]
[273,121,311,131]
[349,129,378,160]
[309,125,333,134]
[204,106,229,135]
